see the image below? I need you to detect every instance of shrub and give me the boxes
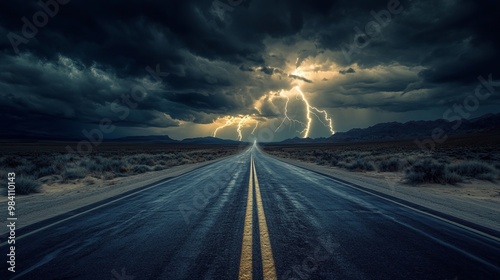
[16,176,42,195]
[103,172,115,180]
[164,159,179,167]
[205,154,215,161]
[81,158,103,173]
[10,158,37,176]
[443,172,463,184]
[343,159,376,172]
[404,159,462,185]
[377,158,403,172]
[63,167,87,181]
[476,172,497,181]
[14,161,37,175]
[36,165,58,178]
[132,165,151,174]
[317,159,329,166]
[447,161,497,180]
[153,166,165,171]
[102,159,127,173]
[129,154,155,166]
[32,155,54,169]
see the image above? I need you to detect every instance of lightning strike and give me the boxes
[294,86,314,138]
[237,115,251,141]
[274,92,306,133]
[310,107,335,135]
[274,86,335,138]
[251,121,259,135]
[213,116,236,137]
[213,115,253,140]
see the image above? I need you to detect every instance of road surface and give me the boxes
[1,144,499,279]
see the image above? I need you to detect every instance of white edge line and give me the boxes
[0,177,175,247]
[328,176,500,243]
[268,154,500,243]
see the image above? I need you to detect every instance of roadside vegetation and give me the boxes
[263,139,500,186]
[0,144,242,195]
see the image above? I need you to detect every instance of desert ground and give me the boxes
[262,134,500,186]
[0,142,244,195]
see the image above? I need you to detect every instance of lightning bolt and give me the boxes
[236,115,250,141]
[251,121,259,135]
[213,116,236,137]
[274,86,335,138]
[274,92,307,133]
[213,115,253,141]
[310,107,335,135]
[294,86,314,138]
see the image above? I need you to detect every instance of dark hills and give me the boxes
[108,135,242,145]
[280,113,500,144]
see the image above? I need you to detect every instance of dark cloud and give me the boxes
[288,74,313,83]
[239,65,254,72]
[260,66,277,75]
[1,0,499,139]
[339,68,355,75]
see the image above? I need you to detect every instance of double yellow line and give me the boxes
[239,154,277,280]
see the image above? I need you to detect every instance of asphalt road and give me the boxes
[1,144,499,279]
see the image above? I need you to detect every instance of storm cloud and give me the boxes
[1,0,499,140]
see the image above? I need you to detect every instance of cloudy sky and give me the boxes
[1,0,499,142]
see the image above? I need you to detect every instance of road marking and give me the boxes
[239,154,277,280]
[239,154,254,280]
[253,156,277,279]
[273,155,500,243]
[326,177,500,243]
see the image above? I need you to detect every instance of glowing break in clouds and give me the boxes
[211,86,335,141]
[211,59,336,141]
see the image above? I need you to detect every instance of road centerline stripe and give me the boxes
[253,156,277,280]
[238,154,254,280]
[239,153,277,280]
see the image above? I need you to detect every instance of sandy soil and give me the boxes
[268,155,500,234]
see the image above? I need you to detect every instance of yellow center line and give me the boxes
[239,154,254,280]
[253,157,277,280]
[239,153,277,280]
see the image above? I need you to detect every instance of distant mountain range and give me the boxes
[0,133,243,145]
[108,135,178,143]
[107,135,242,145]
[279,113,500,144]
[2,113,499,145]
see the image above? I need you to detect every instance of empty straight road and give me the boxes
[1,144,499,279]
